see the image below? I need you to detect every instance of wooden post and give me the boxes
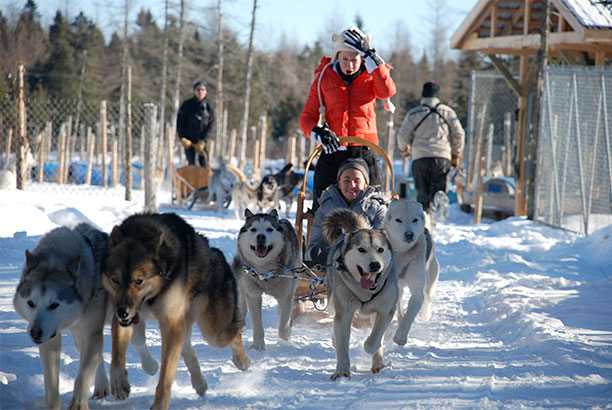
[4,129,12,170]
[515,55,529,216]
[166,122,173,190]
[57,124,67,184]
[287,134,296,166]
[504,112,512,176]
[100,100,108,187]
[229,128,237,164]
[125,65,133,200]
[85,127,95,185]
[251,125,258,173]
[64,115,73,183]
[38,129,45,183]
[16,64,26,190]
[469,102,488,189]
[258,113,267,171]
[111,135,119,187]
[45,122,52,161]
[143,103,158,212]
[474,123,492,224]
[297,131,305,170]
[385,111,395,194]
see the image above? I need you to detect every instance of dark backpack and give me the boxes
[413,103,451,133]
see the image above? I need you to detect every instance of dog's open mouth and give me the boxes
[118,312,141,327]
[357,266,379,290]
[251,244,272,258]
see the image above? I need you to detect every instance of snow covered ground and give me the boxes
[1,183,611,409]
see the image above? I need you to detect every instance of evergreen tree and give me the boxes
[43,11,77,100]
[70,12,106,101]
[453,50,483,126]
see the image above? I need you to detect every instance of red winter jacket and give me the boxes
[299,57,396,146]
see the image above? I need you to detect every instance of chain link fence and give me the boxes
[466,71,519,186]
[534,66,612,235]
[0,96,152,189]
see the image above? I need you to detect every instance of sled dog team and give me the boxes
[13,198,439,409]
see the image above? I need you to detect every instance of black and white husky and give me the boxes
[233,209,300,350]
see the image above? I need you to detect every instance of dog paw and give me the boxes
[192,377,208,397]
[279,326,291,341]
[91,383,110,400]
[67,396,88,410]
[250,342,266,351]
[331,370,350,380]
[371,363,386,374]
[393,332,407,346]
[110,368,130,400]
[232,352,251,371]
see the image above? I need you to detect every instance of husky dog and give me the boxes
[205,160,237,213]
[383,199,440,346]
[13,223,157,410]
[322,209,398,380]
[272,163,302,217]
[234,209,300,350]
[257,174,280,213]
[232,170,260,218]
[102,212,250,409]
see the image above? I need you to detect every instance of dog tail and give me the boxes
[322,208,370,244]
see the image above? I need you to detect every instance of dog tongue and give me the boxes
[256,245,267,257]
[132,312,141,326]
[360,274,375,290]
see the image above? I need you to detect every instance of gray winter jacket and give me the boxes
[396,97,465,161]
[305,185,389,263]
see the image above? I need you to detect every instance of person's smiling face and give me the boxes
[338,168,367,204]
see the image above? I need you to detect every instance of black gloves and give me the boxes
[343,28,383,73]
[311,124,341,154]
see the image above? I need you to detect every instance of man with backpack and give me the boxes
[397,81,465,214]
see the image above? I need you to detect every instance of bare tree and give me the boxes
[157,0,170,170]
[170,0,185,156]
[238,0,257,169]
[215,0,224,159]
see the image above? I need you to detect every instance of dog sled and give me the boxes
[291,136,397,308]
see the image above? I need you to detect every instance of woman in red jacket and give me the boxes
[299,26,396,203]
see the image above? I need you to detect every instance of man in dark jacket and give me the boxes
[177,81,215,168]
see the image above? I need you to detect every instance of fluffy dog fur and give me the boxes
[384,199,440,346]
[257,174,280,213]
[322,209,398,380]
[205,160,237,213]
[102,212,250,409]
[233,209,300,350]
[13,223,157,410]
[232,170,260,219]
[272,163,302,217]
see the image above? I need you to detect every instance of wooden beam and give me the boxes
[524,0,531,35]
[551,0,586,39]
[521,58,540,97]
[487,54,522,96]
[595,51,605,66]
[450,0,492,49]
[491,1,497,37]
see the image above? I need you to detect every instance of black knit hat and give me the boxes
[422,81,440,98]
[336,158,370,185]
[193,81,206,89]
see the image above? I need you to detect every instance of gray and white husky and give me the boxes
[233,209,300,350]
[322,209,398,380]
[13,223,157,410]
[384,199,440,346]
[206,160,237,213]
[232,170,260,219]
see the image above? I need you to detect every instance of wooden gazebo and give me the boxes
[451,0,612,216]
